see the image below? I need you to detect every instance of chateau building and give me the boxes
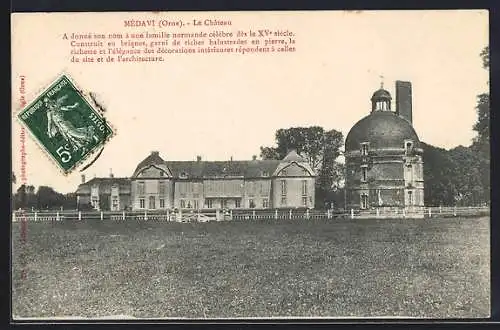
[344,80,425,213]
[76,150,316,210]
[76,175,131,211]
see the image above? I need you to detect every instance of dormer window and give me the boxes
[360,142,369,156]
[179,172,188,179]
[262,171,269,177]
[405,140,413,155]
[160,171,164,177]
[281,169,287,176]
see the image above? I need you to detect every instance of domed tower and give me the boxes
[344,81,424,216]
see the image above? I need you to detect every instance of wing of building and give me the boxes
[344,80,424,212]
[76,150,316,211]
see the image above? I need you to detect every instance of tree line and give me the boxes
[12,184,77,211]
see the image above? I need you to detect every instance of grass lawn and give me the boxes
[11,216,490,319]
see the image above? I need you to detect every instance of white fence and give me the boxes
[11,206,490,223]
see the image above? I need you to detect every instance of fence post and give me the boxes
[351,208,354,219]
[78,211,81,221]
[166,209,170,221]
[216,209,220,221]
[454,206,457,217]
[306,208,310,220]
[275,209,278,220]
[402,208,406,218]
[230,209,233,220]
[35,211,38,222]
[326,209,331,219]
[253,210,256,220]
[122,210,125,221]
[428,208,431,218]
[56,211,60,222]
[439,205,442,214]
[376,208,380,218]
[178,208,182,222]
[144,210,148,221]
[289,209,292,220]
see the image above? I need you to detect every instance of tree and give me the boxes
[260,126,344,207]
[36,186,65,210]
[422,143,457,206]
[472,46,490,157]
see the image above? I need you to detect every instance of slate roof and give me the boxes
[345,111,420,151]
[132,151,314,178]
[76,177,131,195]
[371,88,392,101]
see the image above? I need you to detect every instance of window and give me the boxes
[262,171,269,177]
[159,198,165,208]
[302,180,308,196]
[361,143,369,156]
[262,198,269,208]
[206,199,213,209]
[361,166,368,182]
[248,182,254,197]
[405,141,413,155]
[138,181,145,195]
[187,201,192,208]
[158,181,166,195]
[160,171,164,177]
[302,196,308,207]
[149,196,156,209]
[407,164,413,182]
[139,198,145,209]
[180,172,188,179]
[221,199,227,209]
[91,196,99,209]
[259,182,264,195]
[235,199,241,208]
[408,191,413,205]
[281,196,287,206]
[249,199,255,208]
[193,200,199,209]
[361,194,368,209]
[112,197,119,210]
[281,169,287,176]
[180,200,186,208]
[281,180,287,195]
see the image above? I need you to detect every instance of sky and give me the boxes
[11,10,489,193]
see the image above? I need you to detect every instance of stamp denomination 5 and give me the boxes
[17,74,114,174]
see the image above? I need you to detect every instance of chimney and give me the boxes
[252,155,257,161]
[395,80,412,124]
[81,174,86,184]
[196,155,202,162]
[109,168,114,178]
[230,156,233,162]
[151,151,159,156]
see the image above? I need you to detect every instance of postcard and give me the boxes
[11,10,490,319]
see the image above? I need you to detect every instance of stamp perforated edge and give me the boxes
[15,71,116,176]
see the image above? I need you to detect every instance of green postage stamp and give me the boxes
[17,74,114,174]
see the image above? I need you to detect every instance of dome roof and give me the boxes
[345,111,420,151]
[371,88,392,101]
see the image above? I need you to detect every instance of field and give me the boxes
[12,216,490,319]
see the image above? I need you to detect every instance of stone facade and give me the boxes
[76,150,316,211]
[345,81,424,213]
